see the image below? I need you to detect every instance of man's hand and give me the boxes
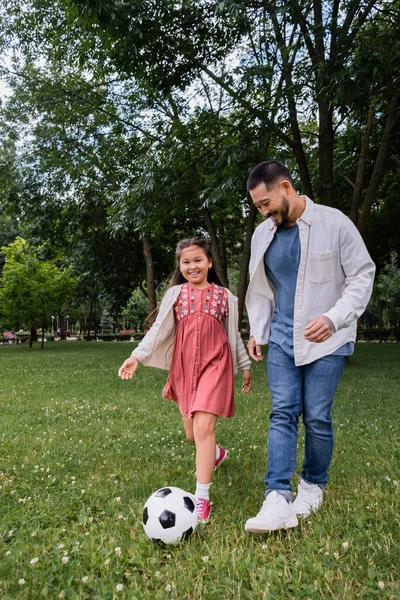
[304,316,335,343]
[247,335,264,361]
[118,356,140,379]
[241,370,253,394]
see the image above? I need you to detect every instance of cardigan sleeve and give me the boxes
[236,334,251,371]
[131,287,176,363]
[226,290,251,372]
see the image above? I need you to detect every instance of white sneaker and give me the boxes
[292,478,323,517]
[245,491,298,532]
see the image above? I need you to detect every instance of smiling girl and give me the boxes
[118,238,252,522]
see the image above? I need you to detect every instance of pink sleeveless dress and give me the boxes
[162,283,234,418]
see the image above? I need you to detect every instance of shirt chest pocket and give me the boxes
[308,250,338,283]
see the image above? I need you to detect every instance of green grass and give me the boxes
[0,342,399,599]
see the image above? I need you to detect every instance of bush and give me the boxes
[357,328,396,342]
[15,334,30,343]
[96,333,133,342]
[133,333,146,341]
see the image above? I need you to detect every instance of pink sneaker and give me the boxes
[214,445,228,470]
[196,498,212,523]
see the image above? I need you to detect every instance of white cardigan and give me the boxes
[131,284,251,374]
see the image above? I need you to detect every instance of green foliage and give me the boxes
[1,0,399,325]
[0,237,77,331]
[0,342,398,598]
[365,251,400,327]
[121,288,150,331]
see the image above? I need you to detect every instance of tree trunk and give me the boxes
[237,200,258,328]
[30,326,38,348]
[318,102,334,206]
[350,101,375,224]
[201,207,229,287]
[59,315,66,340]
[86,299,93,341]
[218,222,227,278]
[358,95,400,236]
[41,315,45,350]
[142,235,157,326]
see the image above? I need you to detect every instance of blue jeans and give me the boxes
[265,342,345,497]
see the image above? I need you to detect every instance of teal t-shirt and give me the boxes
[264,224,353,358]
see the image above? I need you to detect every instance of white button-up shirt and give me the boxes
[245,197,376,366]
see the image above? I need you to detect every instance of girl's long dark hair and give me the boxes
[169,238,223,287]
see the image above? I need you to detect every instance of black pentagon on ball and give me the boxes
[142,506,149,525]
[181,527,194,541]
[183,496,195,512]
[155,487,172,498]
[158,509,176,529]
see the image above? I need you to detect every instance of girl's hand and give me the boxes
[241,370,252,394]
[118,356,140,380]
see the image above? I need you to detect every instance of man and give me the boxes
[244,161,375,532]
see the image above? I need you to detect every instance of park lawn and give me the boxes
[0,342,398,600]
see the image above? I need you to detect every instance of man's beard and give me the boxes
[274,198,290,231]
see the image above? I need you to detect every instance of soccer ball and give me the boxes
[142,486,198,544]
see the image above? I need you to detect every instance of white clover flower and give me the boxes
[118,514,124,519]
[5,551,11,556]
[116,583,123,591]
[59,592,65,599]
[385,477,391,482]
[202,555,209,562]
[8,530,14,537]
[115,497,121,502]
[342,542,349,549]
[18,579,25,585]
[58,543,65,549]
[62,556,69,565]
[378,581,385,589]
[165,584,172,592]
[104,558,110,565]
[81,576,88,583]
[81,489,86,494]
[30,557,39,565]
[115,546,122,556]
[262,544,268,549]
[334,552,339,559]
[31,531,37,537]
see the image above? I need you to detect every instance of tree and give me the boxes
[0,237,77,348]
[99,310,114,334]
[365,252,400,328]
[2,0,399,329]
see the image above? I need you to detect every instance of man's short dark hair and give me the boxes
[247,161,295,191]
